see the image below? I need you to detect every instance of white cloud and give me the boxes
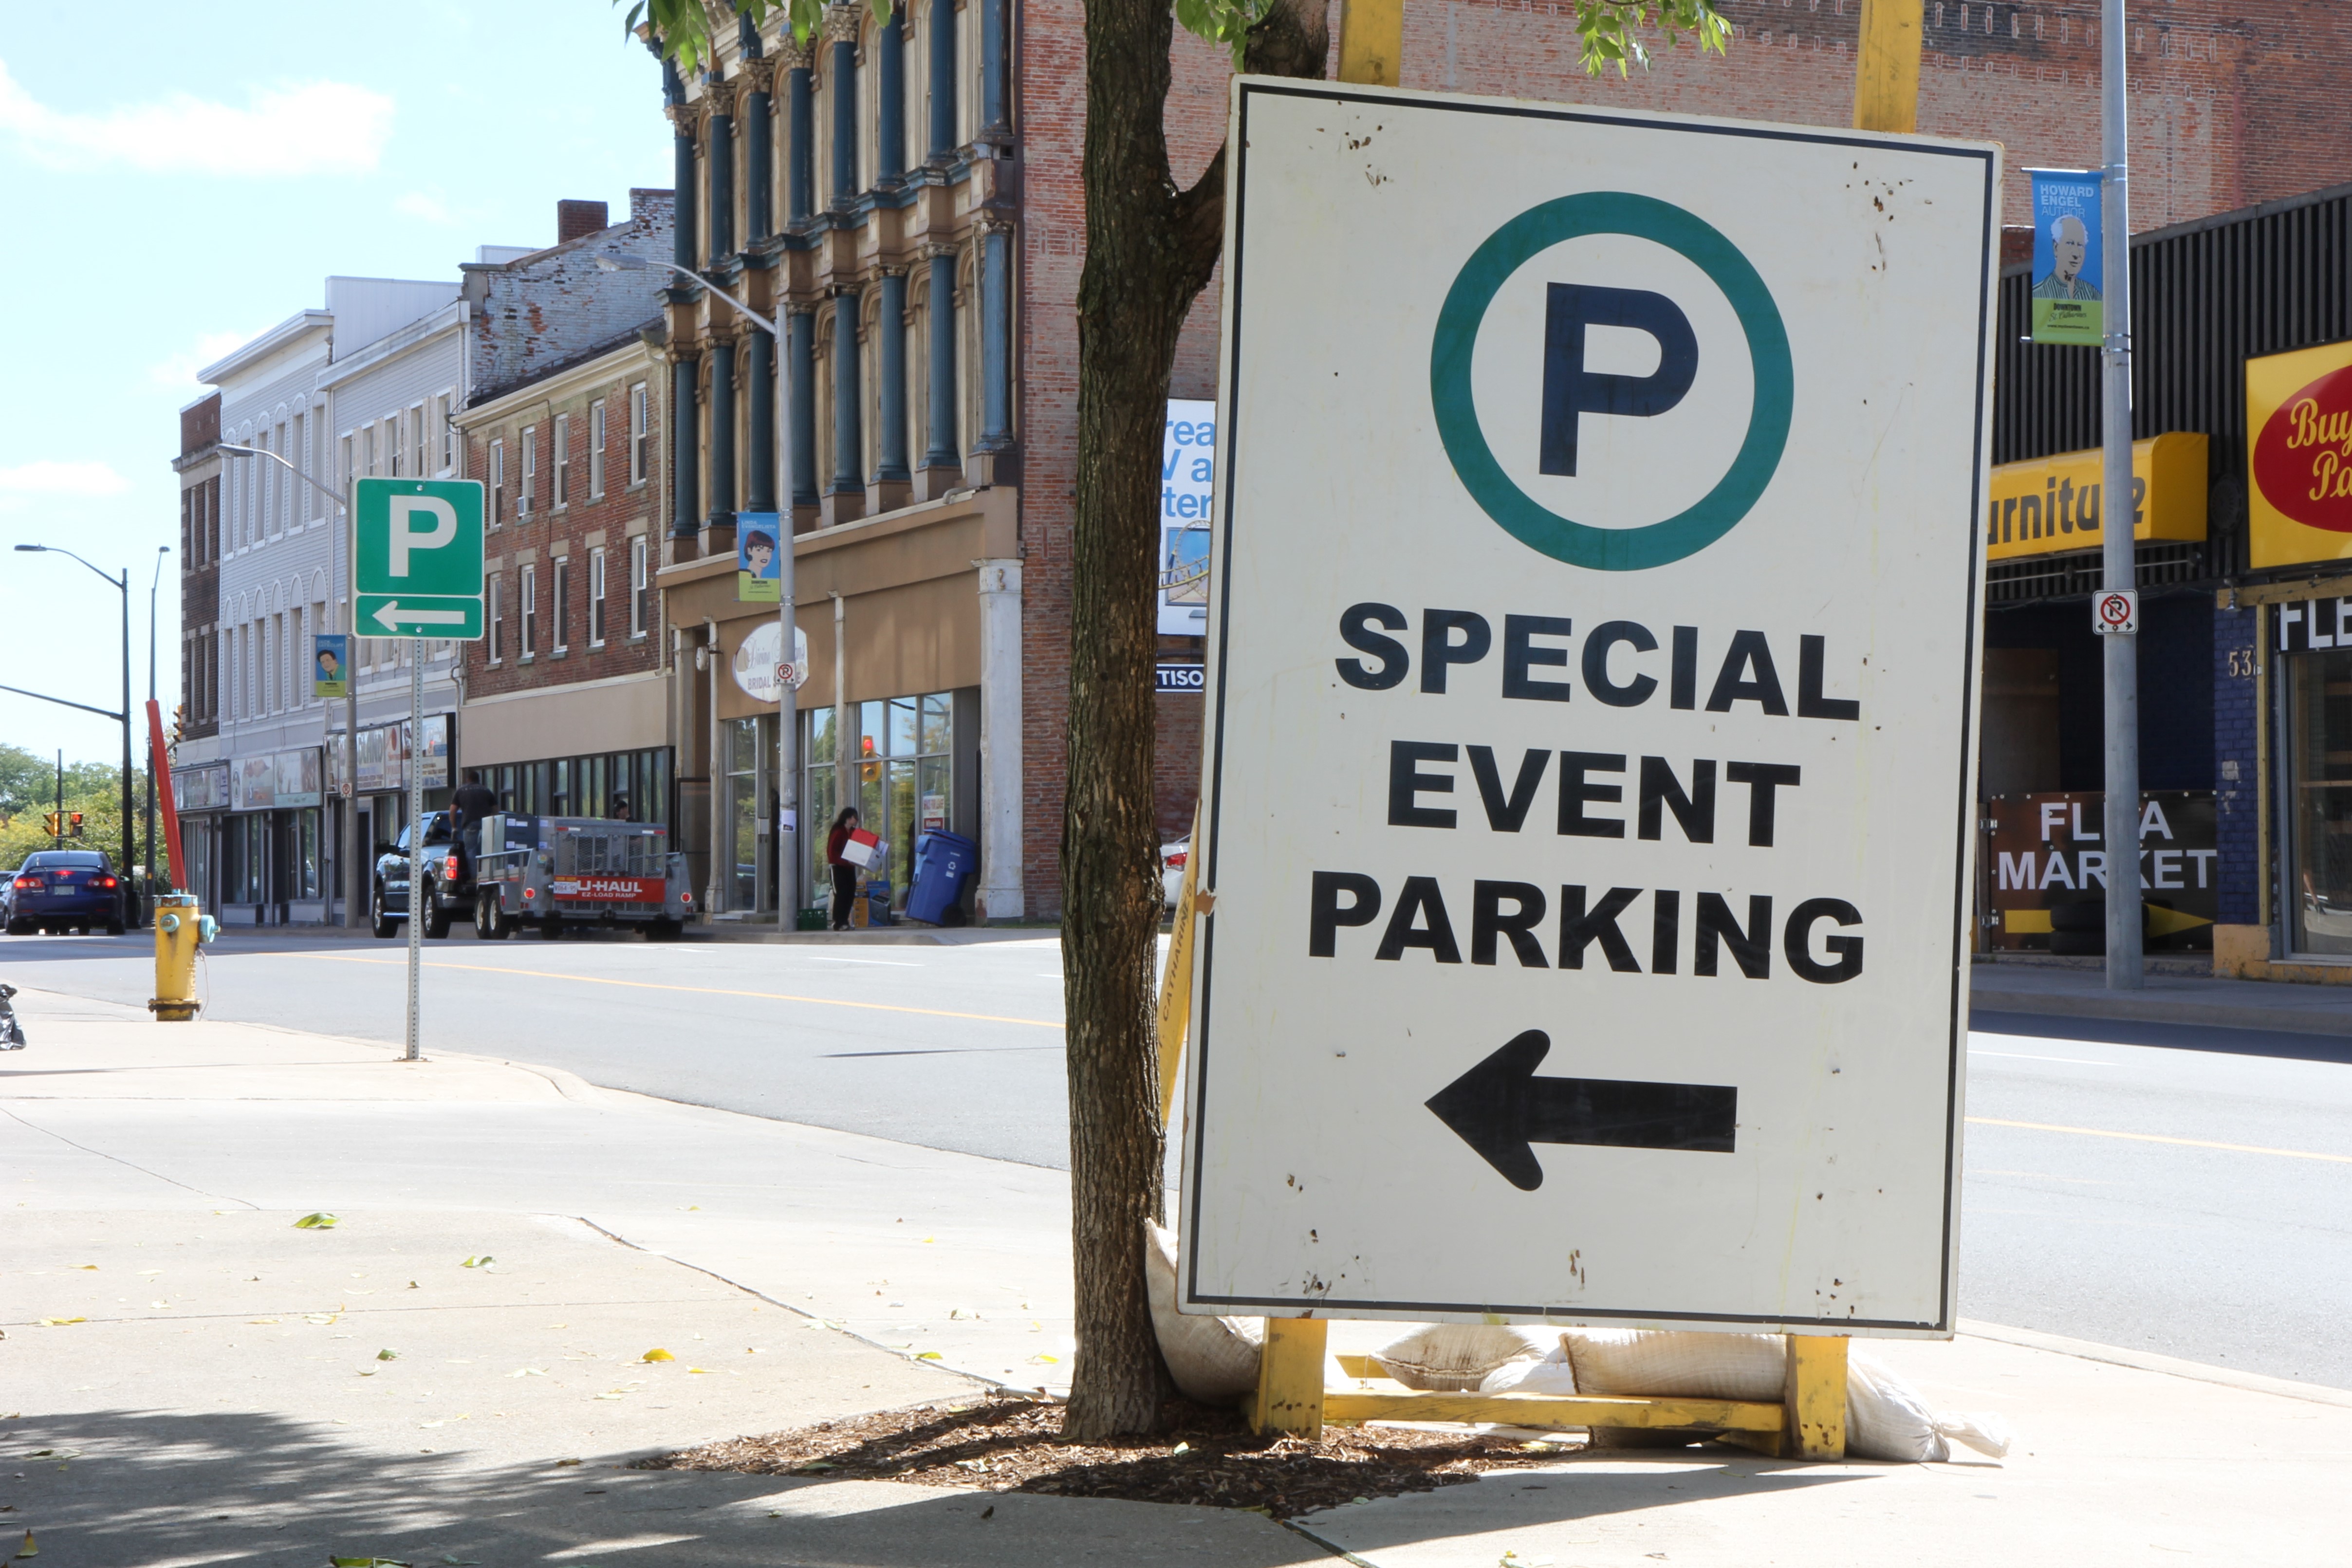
[0,461,131,498]
[148,330,267,394]
[0,461,132,513]
[394,190,454,224]
[0,58,393,176]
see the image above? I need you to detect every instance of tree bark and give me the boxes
[1061,0,1327,1442]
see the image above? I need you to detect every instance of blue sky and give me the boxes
[0,2,672,769]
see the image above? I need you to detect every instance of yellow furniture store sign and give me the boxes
[1984,432,2207,562]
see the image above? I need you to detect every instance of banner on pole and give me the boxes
[2028,169,2104,346]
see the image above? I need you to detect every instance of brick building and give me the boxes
[453,197,678,849]
[647,0,2352,925]
[170,394,223,893]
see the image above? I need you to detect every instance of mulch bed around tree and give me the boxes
[637,1390,1585,1518]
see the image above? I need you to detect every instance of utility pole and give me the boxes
[2102,0,2143,989]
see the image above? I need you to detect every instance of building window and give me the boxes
[490,439,506,525]
[488,574,504,664]
[553,413,572,509]
[588,547,608,646]
[433,394,453,473]
[589,399,607,499]
[520,563,538,658]
[551,555,570,654]
[410,404,427,480]
[629,383,649,485]
[629,535,648,638]
[389,414,404,478]
[519,425,537,517]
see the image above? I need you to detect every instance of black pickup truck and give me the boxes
[370,811,474,939]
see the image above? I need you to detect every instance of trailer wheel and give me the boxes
[645,918,682,941]
[539,915,565,940]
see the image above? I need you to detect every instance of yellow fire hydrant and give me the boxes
[148,892,213,1022]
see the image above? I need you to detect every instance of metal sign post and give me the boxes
[352,477,486,1063]
[2100,0,2144,990]
[1184,82,1999,1417]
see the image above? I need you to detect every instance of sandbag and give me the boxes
[1376,1324,1552,1391]
[1479,1340,1580,1397]
[1565,1329,2016,1463]
[1142,1223,1263,1404]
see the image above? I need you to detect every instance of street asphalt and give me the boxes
[7,926,2351,1390]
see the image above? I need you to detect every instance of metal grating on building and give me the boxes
[1985,542,2206,604]
[1992,179,2352,586]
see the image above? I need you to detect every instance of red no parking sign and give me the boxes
[2093,589,2138,636]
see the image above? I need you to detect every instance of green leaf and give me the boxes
[293,1213,338,1230]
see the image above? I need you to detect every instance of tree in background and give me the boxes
[0,744,154,872]
[628,0,1726,1438]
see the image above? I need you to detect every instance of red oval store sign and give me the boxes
[2256,364,2352,532]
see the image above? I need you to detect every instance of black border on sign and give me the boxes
[1186,80,1997,1333]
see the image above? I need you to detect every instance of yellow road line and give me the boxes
[279,952,1063,1031]
[1968,1116,2352,1165]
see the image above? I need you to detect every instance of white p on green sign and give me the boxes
[354,478,485,639]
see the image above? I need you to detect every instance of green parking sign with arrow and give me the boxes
[353,477,485,640]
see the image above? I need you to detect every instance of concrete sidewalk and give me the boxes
[1973,956,2352,1036]
[6,988,2350,1565]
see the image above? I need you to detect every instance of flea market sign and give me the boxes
[353,477,486,640]
[1180,82,2000,1336]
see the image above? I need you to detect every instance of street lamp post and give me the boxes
[13,545,133,913]
[148,545,169,898]
[598,252,800,926]
[217,444,362,930]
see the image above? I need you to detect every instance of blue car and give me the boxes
[4,849,126,936]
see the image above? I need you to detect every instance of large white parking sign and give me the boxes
[1181,83,2000,1334]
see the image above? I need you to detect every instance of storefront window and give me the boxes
[2288,649,2352,954]
[726,715,764,912]
[813,690,955,908]
[804,706,837,900]
[296,809,320,899]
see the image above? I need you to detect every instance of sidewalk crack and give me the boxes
[0,1104,260,1209]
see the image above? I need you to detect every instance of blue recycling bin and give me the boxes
[907,830,980,926]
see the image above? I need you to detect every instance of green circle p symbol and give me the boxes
[1430,192,1793,572]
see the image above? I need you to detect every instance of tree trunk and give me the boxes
[1061,0,1327,1442]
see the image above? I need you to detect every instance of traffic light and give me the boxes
[42,813,61,837]
[170,703,188,745]
[68,812,84,838]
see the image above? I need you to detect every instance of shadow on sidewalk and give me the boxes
[1973,1009,2352,1065]
[6,1405,1315,1568]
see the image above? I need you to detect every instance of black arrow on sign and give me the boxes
[1425,1029,1739,1191]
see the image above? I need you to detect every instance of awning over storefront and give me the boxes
[1984,432,2207,561]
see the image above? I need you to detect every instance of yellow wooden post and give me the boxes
[1337,0,1404,88]
[1782,1336,1850,1460]
[1252,1317,1329,1437]
[1155,804,1203,1127]
[1851,0,1922,133]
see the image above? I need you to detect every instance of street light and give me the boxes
[148,544,169,898]
[598,250,802,925]
[215,443,362,931]
[13,544,133,915]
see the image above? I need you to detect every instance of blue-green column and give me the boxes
[827,293,863,497]
[875,6,905,185]
[744,330,776,512]
[977,223,1012,453]
[876,268,910,484]
[922,249,959,470]
[789,308,819,508]
[927,0,956,161]
[670,354,700,543]
[828,14,858,206]
[785,46,814,224]
[706,88,735,263]
[980,0,1008,144]
[744,51,773,240]
[708,339,738,523]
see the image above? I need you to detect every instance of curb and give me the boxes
[1971,988,2352,1038]
[1960,1318,2352,1408]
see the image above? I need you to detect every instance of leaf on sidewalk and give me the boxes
[75,1264,96,1271]
[294,1213,338,1230]
[37,1318,86,1327]
[916,1351,944,1361]
[17,1529,35,1557]
[507,1368,546,1378]
[640,1348,674,1363]
[376,1349,398,1361]
[459,1256,493,1269]
[304,1314,340,1326]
